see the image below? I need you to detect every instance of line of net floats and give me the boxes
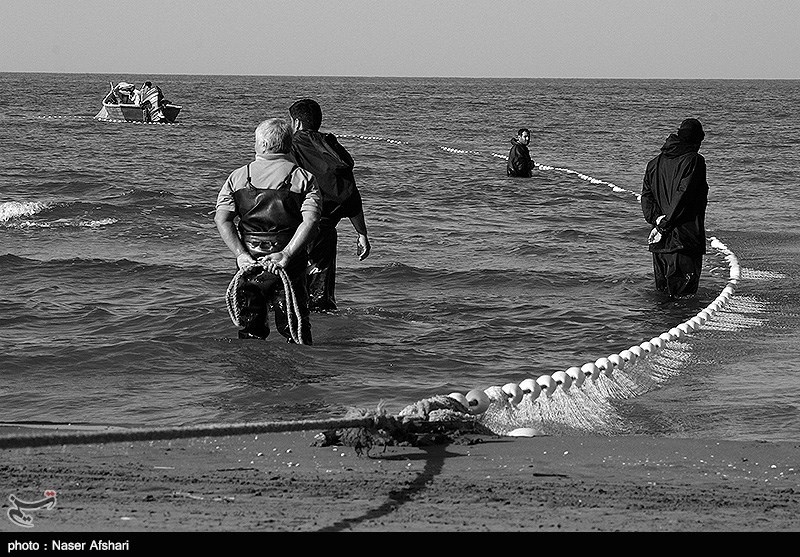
[344,134,737,423]
[446,237,741,418]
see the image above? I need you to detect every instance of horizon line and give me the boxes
[2,71,798,81]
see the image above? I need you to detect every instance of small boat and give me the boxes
[95,81,182,123]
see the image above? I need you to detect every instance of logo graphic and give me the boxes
[7,490,57,528]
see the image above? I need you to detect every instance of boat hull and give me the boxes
[98,103,181,123]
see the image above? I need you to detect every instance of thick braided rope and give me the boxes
[0,417,390,450]
[225,267,248,327]
[277,267,305,344]
[226,265,305,344]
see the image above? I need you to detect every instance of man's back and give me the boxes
[290,129,362,227]
[642,136,708,255]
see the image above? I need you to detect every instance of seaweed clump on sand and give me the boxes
[311,395,494,457]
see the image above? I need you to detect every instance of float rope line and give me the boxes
[337,133,639,198]
[32,115,180,125]
[226,265,305,345]
[94,117,181,125]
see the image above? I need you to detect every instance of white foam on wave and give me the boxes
[0,201,50,223]
[9,217,118,229]
[741,267,787,280]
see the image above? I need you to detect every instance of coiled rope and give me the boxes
[226,264,305,345]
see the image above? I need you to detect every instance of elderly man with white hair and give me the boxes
[215,118,322,343]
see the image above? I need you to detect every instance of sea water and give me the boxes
[1,74,799,442]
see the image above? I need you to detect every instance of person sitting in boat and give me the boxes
[130,87,142,106]
[114,82,135,104]
[141,81,166,121]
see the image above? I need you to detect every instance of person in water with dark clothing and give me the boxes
[507,128,535,177]
[215,118,321,343]
[288,98,371,313]
[641,118,709,298]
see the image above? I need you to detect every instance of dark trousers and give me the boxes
[652,251,703,297]
[237,266,312,344]
[306,226,338,312]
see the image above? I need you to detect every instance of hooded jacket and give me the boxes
[641,133,708,254]
[507,139,534,177]
[290,129,363,228]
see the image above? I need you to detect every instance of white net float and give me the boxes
[551,371,573,391]
[566,366,586,387]
[619,349,637,367]
[502,382,524,405]
[659,331,675,342]
[669,327,684,339]
[607,354,624,373]
[536,375,557,397]
[448,392,470,411]
[638,341,655,354]
[506,428,539,437]
[649,337,665,350]
[581,362,600,381]
[693,313,708,325]
[722,285,735,296]
[594,357,615,377]
[465,389,490,415]
[519,378,542,400]
[629,345,645,358]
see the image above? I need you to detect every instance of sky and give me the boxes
[1,0,798,79]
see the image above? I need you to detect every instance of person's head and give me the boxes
[289,99,323,132]
[677,118,704,144]
[254,118,292,154]
[517,128,531,145]
[145,81,152,87]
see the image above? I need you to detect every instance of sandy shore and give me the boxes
[1,425,799,535]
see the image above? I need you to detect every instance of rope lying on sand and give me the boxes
[0,396,489,454]
[226,264,306,345]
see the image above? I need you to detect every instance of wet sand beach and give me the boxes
[1,426,799,533]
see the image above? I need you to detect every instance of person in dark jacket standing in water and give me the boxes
[641,118,709,297]
[288,98,371,313]
[507,128,535,177]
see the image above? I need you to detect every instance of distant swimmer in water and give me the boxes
[641,118,709,298]
[507,128,535,178]
[215,118,322,343]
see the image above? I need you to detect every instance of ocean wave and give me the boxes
[5,217,118,229]
[0,200,51,223]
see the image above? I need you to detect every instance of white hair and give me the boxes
[255,118,292,153]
